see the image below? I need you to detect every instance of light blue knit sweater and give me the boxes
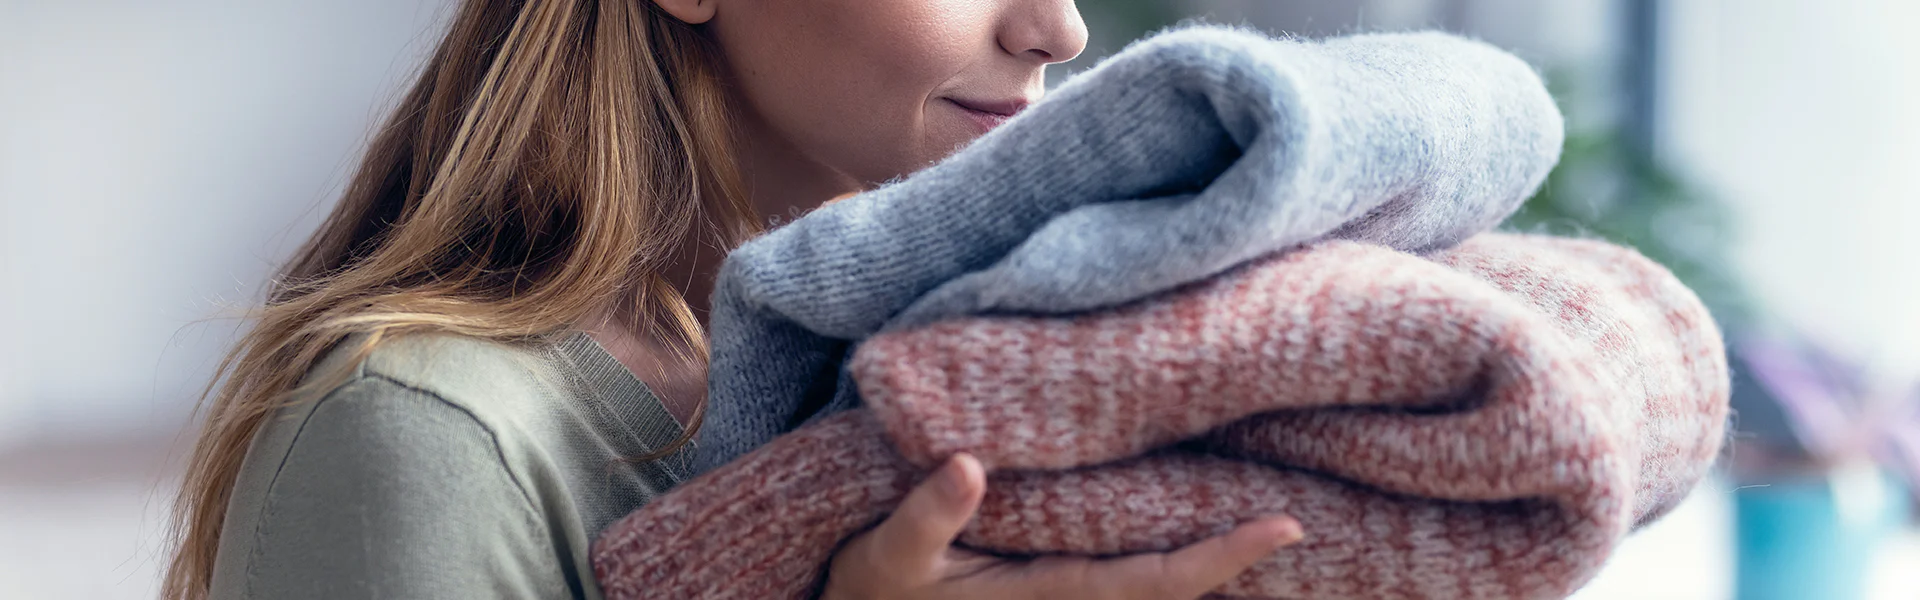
[693,26,1565,474]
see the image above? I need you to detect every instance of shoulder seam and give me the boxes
[241,374,370,594]
[239,373,556,597]
[359,372,546,512]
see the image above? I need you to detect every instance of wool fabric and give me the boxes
[595,234,1730,600]
[693,25,1566,474]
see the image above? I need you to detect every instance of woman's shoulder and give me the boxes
[320,331,565,416]
[220,333,580,548]
[249,328,691,518]
[233,332,576,519]
[210,333,584,599]
[278,331,617,455]
[253,332,614,504]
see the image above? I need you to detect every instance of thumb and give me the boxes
[866,453,986,575]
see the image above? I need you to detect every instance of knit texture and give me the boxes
[694,26,1566,474]
[593,234,1731,599]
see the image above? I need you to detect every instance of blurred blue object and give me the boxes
[1730,329,1920,501]
[1734,464,1909,600]
[1734,332,1872,458]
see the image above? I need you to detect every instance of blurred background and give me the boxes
[2,0,1916,598]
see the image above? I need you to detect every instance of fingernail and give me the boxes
[1267,517,1305,549]
[937,454,973,501]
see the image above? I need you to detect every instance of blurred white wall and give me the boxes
[0,0,454,450]
[1659,0,1920,385]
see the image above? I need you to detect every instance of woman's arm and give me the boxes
[210,377,575,600]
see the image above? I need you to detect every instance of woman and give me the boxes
[164,0,1304,598]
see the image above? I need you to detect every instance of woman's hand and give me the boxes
[822,453,1304,600]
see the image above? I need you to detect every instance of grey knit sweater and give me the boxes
[694,26,1565,474]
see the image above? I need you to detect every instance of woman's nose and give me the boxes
[997,0,1089,65]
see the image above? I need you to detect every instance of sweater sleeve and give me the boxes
[211,376,578,600]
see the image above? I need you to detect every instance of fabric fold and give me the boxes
[594,235,1730,600]
[695,26,1566,473]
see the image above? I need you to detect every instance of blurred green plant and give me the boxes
[1505,74,1756,328]
[1075,5,1757,326]
[1093,0,1184,39]
[1075,0,1187,62]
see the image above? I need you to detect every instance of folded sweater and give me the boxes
[595,234,1730,599]
[694,25,1566,474]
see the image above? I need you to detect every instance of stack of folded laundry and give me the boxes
[592,25,1730,600]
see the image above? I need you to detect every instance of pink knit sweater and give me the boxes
[593,234,1730,599]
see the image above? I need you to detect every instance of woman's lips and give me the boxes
[946,97,1030,133]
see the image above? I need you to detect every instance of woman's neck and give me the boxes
[675,116,862,323]
[580,309,706,426]
[586,110,860,420]
[734,116,865,232]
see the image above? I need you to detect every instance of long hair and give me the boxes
[161,1,758,597]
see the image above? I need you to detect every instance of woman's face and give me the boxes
[673,0,1088,187]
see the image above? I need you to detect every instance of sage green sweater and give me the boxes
[207,332,691,599]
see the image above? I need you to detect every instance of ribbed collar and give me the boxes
[549,331,696,483]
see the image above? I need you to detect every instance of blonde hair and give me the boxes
[161,1,758,597]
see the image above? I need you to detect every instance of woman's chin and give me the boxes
[930,120,993,156]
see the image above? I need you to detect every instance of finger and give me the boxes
[864,453,987,575]
[1094,516,1303,600]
